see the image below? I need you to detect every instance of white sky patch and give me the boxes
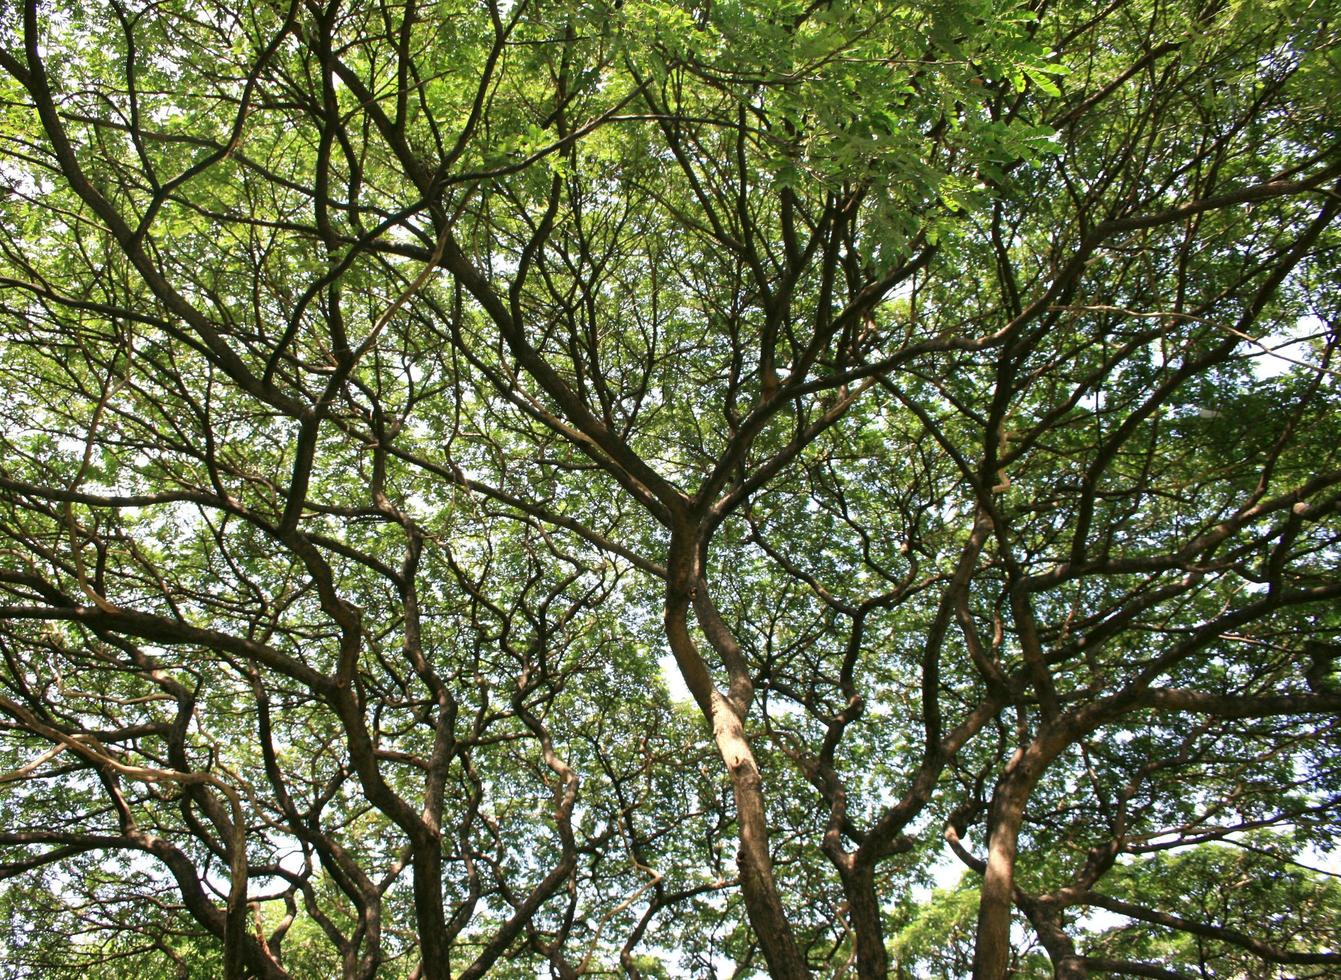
[658,653,692,703]
[1249,315,1334,380]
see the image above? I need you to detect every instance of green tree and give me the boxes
[1,0,1339,977]
[1083,838,1341,978]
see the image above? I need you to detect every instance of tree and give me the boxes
[1,0,1339,976]
[1083,836,1341,978]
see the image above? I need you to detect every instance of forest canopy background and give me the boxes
[1,0,1340,976]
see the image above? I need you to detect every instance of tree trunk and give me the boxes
[972,779,1028,980]
[412,844,451,980]
[1022,897,1090,980]
[710,689,811,979]
[664,528,809,979]
[841,860,890,978]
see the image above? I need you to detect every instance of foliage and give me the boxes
[1,0,1339,977]
[892,874,1056,979]
[1085,839,1341,978]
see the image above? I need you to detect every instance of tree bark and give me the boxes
[840,861,890,978]
[664,528,809,980]
[412,845,451,980]
[973,774,1029,980]
[1021,897,1090,980]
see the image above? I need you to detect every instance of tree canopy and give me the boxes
[1,0,1339,976]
